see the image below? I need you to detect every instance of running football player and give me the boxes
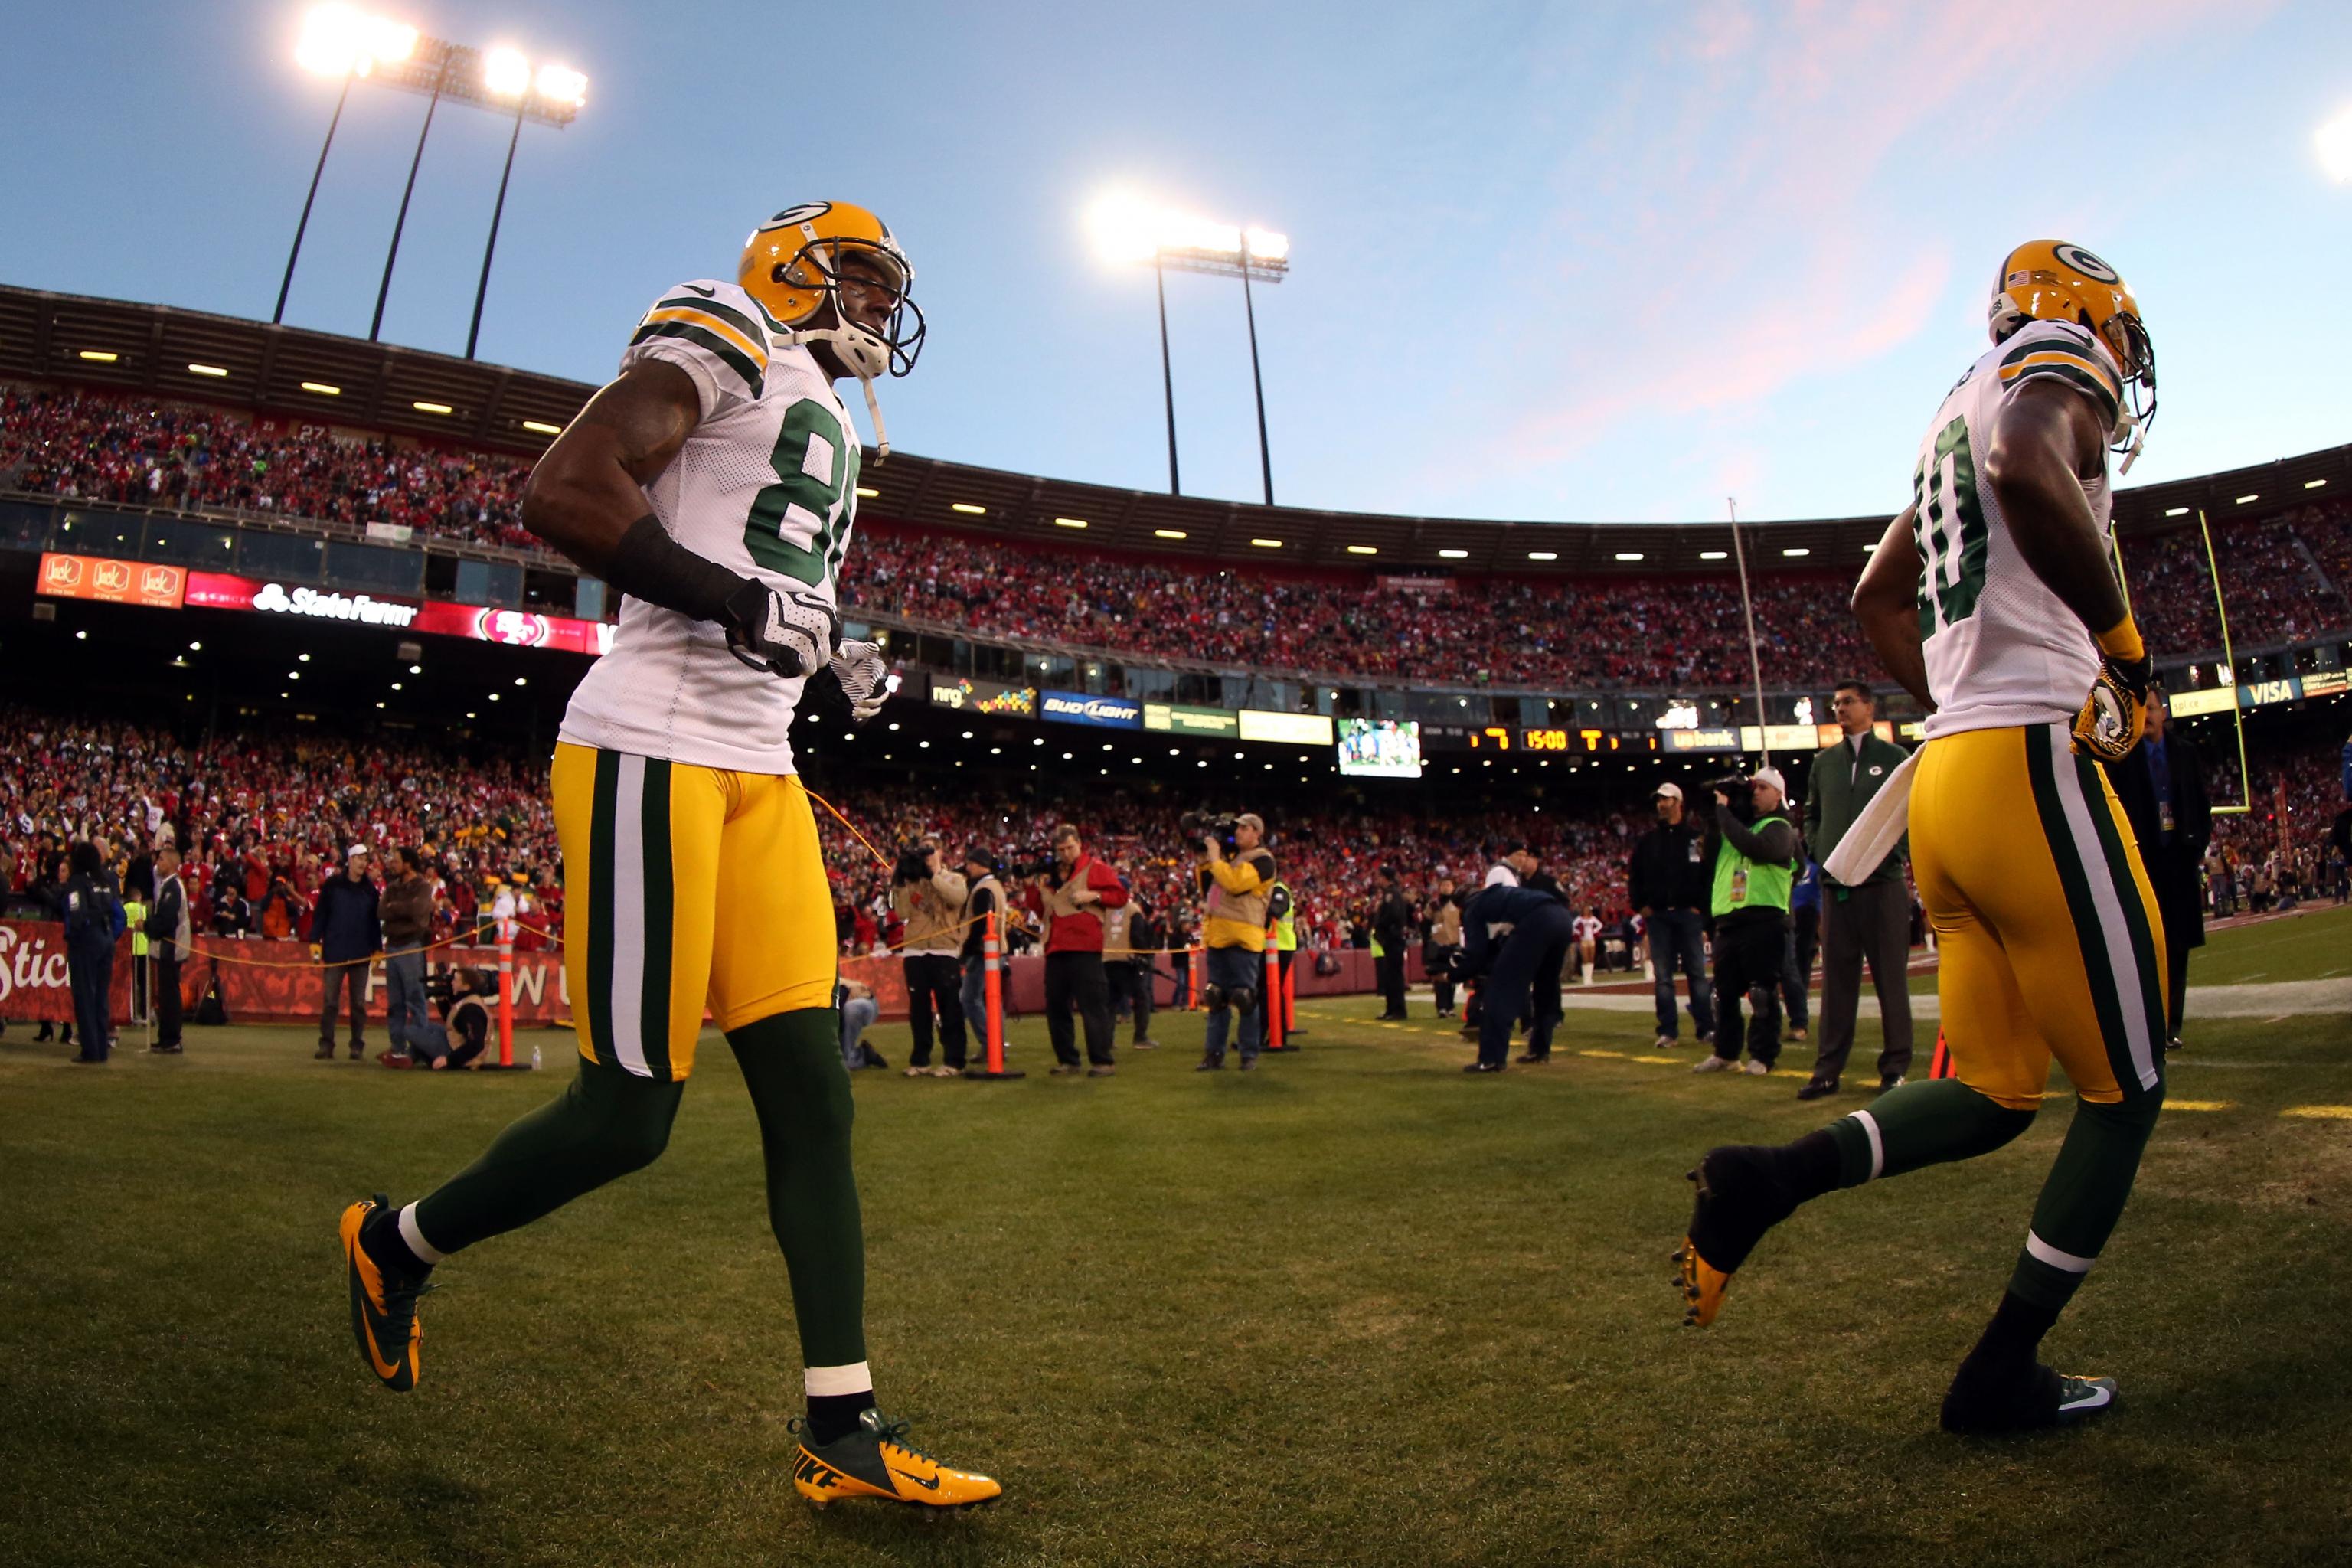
[338,201,1000,1508]
[1674,240,2166,1434]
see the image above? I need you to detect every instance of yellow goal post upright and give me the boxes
[2109,508,2252,816]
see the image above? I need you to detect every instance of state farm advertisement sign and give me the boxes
[38,552,187,609]
[184,570,615,655]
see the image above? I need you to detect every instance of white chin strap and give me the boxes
[781,325,892,459]
[2114,409,2145,475]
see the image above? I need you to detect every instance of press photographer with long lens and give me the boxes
[1189,810,1278,1071]
[890,835,968,1076]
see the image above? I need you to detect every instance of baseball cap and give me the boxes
[1750,767,1788,793]
[346,844,370,860]
[1235,812,1266,833]
[1653,782,1684,801]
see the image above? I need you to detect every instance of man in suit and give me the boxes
[1798,680,1916,1099]
[2103,687,2210,1051]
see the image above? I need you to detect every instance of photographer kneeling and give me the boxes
[1453,884,1572,1073]
[1692,767,1800,1076]
[891,836,969,1077]
[1191,811,1277,1071]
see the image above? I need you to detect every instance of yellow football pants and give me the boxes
[1909,722,2168,1111]
[551,743,837,1080]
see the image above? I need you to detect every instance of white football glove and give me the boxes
[721,581,839,680]
[831,638,890,724]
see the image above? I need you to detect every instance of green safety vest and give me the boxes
[1272,882,1298,952]
[125,897,149,957]
[1711,815,1794,917]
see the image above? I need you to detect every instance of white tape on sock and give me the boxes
[805,1361,874,1398]
[1851,1109,1886,1181]
[397,1202,446,1265]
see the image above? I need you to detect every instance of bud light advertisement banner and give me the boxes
[1040,691,1143,729]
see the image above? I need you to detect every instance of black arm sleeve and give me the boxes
[606,514,752,624]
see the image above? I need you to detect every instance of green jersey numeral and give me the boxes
[744,398,861,589]
[1913,415,1988,639]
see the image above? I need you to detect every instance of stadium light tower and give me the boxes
[1089,194,1290,504]
[2321,105,2352,183]
[277,5,586,347]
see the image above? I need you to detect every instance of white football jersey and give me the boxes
[1913,319,2122,740]
[560,279,862,774]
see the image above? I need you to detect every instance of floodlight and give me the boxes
[484,47,531,98]
[2321,106,2352,182]
[535,64,588,107]
[296,5,367,74]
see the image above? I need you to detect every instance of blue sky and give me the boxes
[5,1,2348,523]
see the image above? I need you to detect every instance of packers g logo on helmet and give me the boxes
[739,200,925,381]
[1987,239,2156,452]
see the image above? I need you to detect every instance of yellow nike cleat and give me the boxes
[791,1410,1002,1508]
[1672,1145,1802,1328]
[340,1194,433,1392]
[1674,1238,1735,1328]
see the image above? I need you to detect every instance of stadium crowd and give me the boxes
[8,701,2337,979]
[0,384,537,554]
[6,384,2349,694]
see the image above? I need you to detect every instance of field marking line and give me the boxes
[1578,1050,1627,1058]
[1630,1055,1680,1064]
[2282,1106,2352,1120]
[2164,1099,2236,1112]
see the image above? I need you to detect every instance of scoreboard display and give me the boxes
[1420,724,1657,754]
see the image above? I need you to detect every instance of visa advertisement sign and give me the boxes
[1040,690,1143,729]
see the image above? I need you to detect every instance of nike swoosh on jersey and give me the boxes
[682,283,715,296]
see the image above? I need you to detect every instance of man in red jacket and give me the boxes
[1034,822,1128,1077]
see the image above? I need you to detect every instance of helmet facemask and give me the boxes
[766,234,924,459]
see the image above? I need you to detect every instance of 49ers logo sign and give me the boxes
[474,608,551,646]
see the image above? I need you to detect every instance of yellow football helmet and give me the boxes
[1987,240,2155,453]
[740,201,923,379]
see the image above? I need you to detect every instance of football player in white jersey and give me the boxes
[1674,241,2167,1434]
[338,202,1001,1508]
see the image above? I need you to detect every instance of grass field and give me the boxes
[5,913,2349,1568]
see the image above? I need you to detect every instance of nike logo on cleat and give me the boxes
[890,1467,942,1491]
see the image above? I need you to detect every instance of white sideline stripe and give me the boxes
[805,1361,873,1396]
[1851,1109,1885,1181]
[609,755,652,1078]
[397,1202,446,1264]
[2025,1230,2096,1273]
[2047,732,2161,1093]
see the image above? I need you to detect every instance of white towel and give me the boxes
[1821,746,1921,886]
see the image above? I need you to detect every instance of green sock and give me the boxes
[727,1009,867,1370]
[2007,1089,2164,1311]
[412,1054,684,1255]
[1823,1076,2037,1187]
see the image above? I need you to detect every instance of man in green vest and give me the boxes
[1692,767,1800,1076]
[1269,881,1302,1042]
[1798,679,1916,1099]
[123,886,151,1027]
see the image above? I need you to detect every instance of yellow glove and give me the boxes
[2071,617,2154,762]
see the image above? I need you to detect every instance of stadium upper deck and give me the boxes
[5,283,2349,712]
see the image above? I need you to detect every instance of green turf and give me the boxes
[4,926,2350,1567]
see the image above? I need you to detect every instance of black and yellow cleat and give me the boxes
[1941,1361,2119,1434]
[1673,1144,1801,1328]
[340,1194,433,1392]
[791,1409,1002,1508]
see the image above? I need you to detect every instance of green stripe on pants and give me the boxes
[638,760,675,1081]
[2024,726,2134,1087]
[584,750,621,1066]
